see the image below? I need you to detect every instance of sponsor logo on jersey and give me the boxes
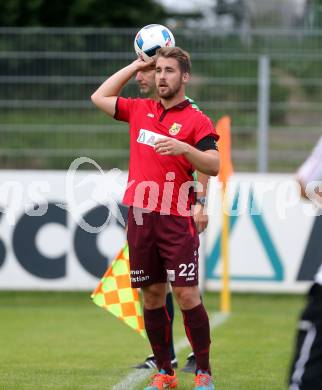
[169,122,182,136]
[137,129,168,148]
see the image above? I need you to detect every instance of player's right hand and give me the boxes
[132,57,155,71]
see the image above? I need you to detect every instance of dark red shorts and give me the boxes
[127,207,200,288]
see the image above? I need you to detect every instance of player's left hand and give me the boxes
[193,205,208,233]
[154,138,188,156]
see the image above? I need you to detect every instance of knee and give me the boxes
[142,284,167,309]
[173,286,201,310]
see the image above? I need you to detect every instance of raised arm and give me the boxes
[91,59,154,117]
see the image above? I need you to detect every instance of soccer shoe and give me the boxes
[181,352,196,373]
[194,370,215,390]
[133,354,178,369]
[144,369,178,389]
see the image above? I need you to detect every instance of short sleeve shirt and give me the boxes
[297,134,322,284]
[115,97,219,216]
[297,135,322,184]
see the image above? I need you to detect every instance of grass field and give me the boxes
[0,291,305,390]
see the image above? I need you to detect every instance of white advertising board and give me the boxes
[0,168,128,290]
[206,174,320,293]
[0,170,320,292]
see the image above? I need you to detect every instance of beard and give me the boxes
[138,85,148,94]
[157,80,182,100]
[138,83,155,96]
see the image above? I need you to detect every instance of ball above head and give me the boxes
[134,24,175,63]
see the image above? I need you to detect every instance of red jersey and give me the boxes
[115,97,219,216]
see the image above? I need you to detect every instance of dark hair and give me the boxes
[155,47,191,74]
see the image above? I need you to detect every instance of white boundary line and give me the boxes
[112,311,230,390]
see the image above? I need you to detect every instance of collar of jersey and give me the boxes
[157,99,190,111]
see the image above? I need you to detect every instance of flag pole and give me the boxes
[220,181,231,313]
[216,116,233,314]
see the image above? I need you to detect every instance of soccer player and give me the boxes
[134,65,210,373]
[91,47,219,390]
[288,135,322,390]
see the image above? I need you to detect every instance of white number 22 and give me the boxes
[179,263,195,277]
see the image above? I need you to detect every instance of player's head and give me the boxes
[154,47,191,100]
[156,47,191,74]
[135,67,156,96]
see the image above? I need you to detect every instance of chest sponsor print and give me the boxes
[137,129,168,148]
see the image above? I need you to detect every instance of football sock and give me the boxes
[166,292,176,360]
[182,303,211,374]
[144,306,173,375]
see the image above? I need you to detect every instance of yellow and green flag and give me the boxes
[91,243,146,338]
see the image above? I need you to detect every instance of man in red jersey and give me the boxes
[91,47,219,390]
[134,64,209,374]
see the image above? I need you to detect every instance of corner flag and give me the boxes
[91,243,146,338]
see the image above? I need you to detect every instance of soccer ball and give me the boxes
[134,24,175,63]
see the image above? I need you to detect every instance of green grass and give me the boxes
[0,291,304,389]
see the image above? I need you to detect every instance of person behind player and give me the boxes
[134,65,209,373]
[91,47,219,390]
[288,134,322,390]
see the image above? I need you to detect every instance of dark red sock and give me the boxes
[182,303,211,374]
[144,306,173,374]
